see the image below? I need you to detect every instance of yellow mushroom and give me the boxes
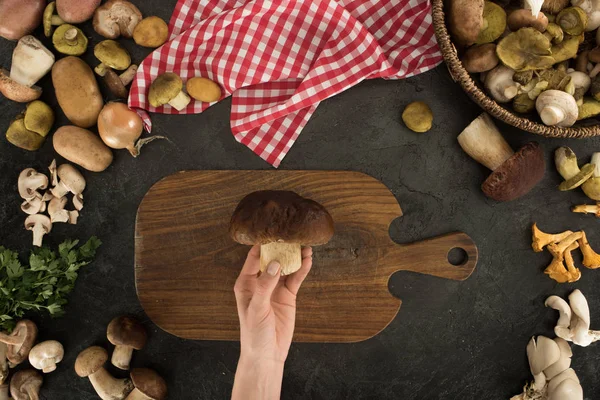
[577,231,600,269]
[545,232,583,283]
[531,223,574,252]
[572,203,600,217]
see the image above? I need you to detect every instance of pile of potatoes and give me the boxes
[447,0,600,127]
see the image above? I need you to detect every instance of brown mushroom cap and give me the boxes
[482,142,545,201]
[103,69,128,99]
[229,190,335,246]
[461,43,499,73]
[507,9,549,32]
[7,320,38,365]
[107,316,147,349]
[93,0,143,39]
[56,0,101,23]
[130,368,167,400]
[0,0,45,41]
[10,369,42,400]
[75,346,108,377]
[0,69,42,103]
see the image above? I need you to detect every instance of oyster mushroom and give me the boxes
[133,16,169,48]
[457,113,545,201]
[29,340,64,373]
[93,0,142,39]
[568,289,600,346]
[536,90,578,127]
[554,146,594,190]
[94,40,131,76]
[543,338,572,380]
[528,336,561,390]
[461,43,499,73]
[75,346,134,400]
[547,368,582,400]
[476,1,507,44]
[531,223,574,252]
[43,2,65,37]
[496,28,554,71]
[0,0,45,41]
[24,215,52,247]
[546,295,573,340]
[9,369,42,400]
[0,36,54,103]
[582,153,600,199]
[484,65,519,103]
[148,73,191,111]
[52,24,88,56]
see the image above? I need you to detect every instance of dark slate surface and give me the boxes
[1,1,600,399]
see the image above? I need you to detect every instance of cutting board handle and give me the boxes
[383,232,478,281]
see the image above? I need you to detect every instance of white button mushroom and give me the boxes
[484,65,519,103]
[47,196,69,224]
[535,90,579,127]
[24,215,52,247]
[28,340,64,373]
[20,197,45,215]
[49,164,85,199]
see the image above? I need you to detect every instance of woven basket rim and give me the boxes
[431,0,600,138]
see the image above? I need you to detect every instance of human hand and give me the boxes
[232,245,312,400]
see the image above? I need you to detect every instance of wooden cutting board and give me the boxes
[135,171,477,343]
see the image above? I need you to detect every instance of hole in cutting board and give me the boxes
[447,247,468,266]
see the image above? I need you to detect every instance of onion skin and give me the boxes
[98,102,143,156]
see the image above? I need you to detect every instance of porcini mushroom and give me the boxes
[18,169,48,201]
[98,102,165,157]
[542,0,570,14]
[133,16,169,48]
[572,202,600,217]
[47,196,69,224]
[107,316,147,370]
[9,369,42,400]
[28,340,64,373]
[577,231,600,269]
[536,90,579,127]
[56,0,101,23]
[0,0,45,41]
[43,2,65,37]
[457,113,545,202]
[447,0,484,46]
[0,36,54,103]
[50,164,85,199]
[507,9,549,31]
[75,346,134,400]
[148,73,191,111]
[582,153,600,200]
[484,65,519,103]
[0,320,37,367]
[52,24,88,56]
[461,43,499,73]
[546,295,573,340]
[24,215,51,247]
[93,0,142,39]
[94,40,131,76]
[229,190,334,275]
[554,147,594,190]
[125,368,167,400]
[102,65,138,99]
[531,223,574,252]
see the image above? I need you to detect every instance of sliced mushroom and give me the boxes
[0,320,37,367]
[107,316,147,370]
[68,210,79,225]
[10,369,42,400]
[24,215,51,247]
[75,346,134,400]
[21,196,45,215]
[48,196,69,223]
[18,169,48,201]
[93,0,142,39]
[50,164,85,198]
[29,340,64,373]
[48,160,58,187]
[73,193,84,211]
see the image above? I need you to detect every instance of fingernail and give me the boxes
[266,261,280,276]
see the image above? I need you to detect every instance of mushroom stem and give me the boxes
[0,343,7,386]
[260,242,302,275]
[457,113,514,171]
[572,204,600,215]
[111,345,134,371]
[167,91,191,111]
[0,384,8,400]
[31,222,47,247]
[540,105,565,126]
[38,358,57,373]
[88,368,133,400]
[95,63,108,77]
[124,388,147,400]
[64,28,78,45]
[27,387,40,400]
[119,65,138,86]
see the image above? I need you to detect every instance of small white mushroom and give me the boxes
[48,197,69,224]
[544,338,573,380]
[527,336,561,390]
[50,164,85,198]
[73,193,83,211]
[29,340,64,373]
[546,295,573,340]
[535,90,579,127]
[18,169,48,200]
[485,65,519,103]
[568,71,592,102]
[24,215,51,247]
[68,210,79,225]
[20,196,44,215]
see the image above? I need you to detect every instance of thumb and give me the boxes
[253,261,281,301]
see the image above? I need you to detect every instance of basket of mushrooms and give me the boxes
[433,0,600,137]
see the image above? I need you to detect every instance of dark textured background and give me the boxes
[1,1,600,399]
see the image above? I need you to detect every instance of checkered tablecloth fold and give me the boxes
[128,0,442,167]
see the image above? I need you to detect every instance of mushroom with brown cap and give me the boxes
[10,369,42,400]
[75,346,134,400]
[125,368,167,400]
[93,0,142,39]
[582,153,600,200]
[457,113,545,202]
[536,90,579,127]
[102,65,138,99]
[507,9,549,31]
[56,0,101,23]
[52,24,88,56]
[107,316,147,370]
[475,1,506,44]
[554,146,594,190]
[24,215,51,247]
[531,223,574,252]
[18,169,48,201]
[133,16,169,48]
[484,65,519,103]
[50,164,85,199]
[0,0,45,41]
[28,340,64,373]
[94,40,132,76]
[0,320,37,367]
[229,190,334,275]
[43,2,65,37]
[0,36,54,103]
[461,43,499,73]
[148,73,191,110]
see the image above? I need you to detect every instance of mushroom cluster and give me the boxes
[449,0,600,126]
[18,160,86,247]
[76,316,167,400]
[531,223,600,283]
[0,319,65,400]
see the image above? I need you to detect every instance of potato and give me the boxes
[53,126,113,172]
[52,56,103,128]
[447,0,484,46]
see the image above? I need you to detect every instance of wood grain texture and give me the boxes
[135,171,478,343]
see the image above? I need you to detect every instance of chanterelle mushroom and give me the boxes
[125,368,167,400]
[536,90,579,127]
[93,0,142,39]
[0,320,37,367]
[50,164,85,198]
[577,231,600,269]
[545,232,583,283]
[555,147,594,190]
[0,36,55,103]
[148,73,191,111]
[75,346,134,400]
[458,113,545,202]
[18,168,48,201]
[29,340,64,373]
[572,202,600,217]
[107,316,147,370]
[531,223,574,252]
[24,215,52,247]
[229,190,334,275]
[10,369,42,400]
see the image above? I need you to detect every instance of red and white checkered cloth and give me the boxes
[128,0,442,167]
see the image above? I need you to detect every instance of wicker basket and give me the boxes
[431,0,600,138]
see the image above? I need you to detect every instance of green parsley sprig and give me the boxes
[0,237,101,331]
